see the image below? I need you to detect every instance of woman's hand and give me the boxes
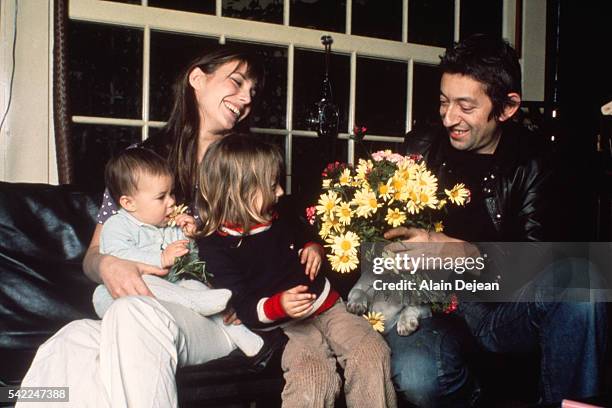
[99,255,168,298]
[281,285,316,318]
[174,214,197,237]
[300,244,324,281]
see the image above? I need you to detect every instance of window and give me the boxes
[68,0,509,199]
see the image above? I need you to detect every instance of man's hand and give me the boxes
[281,285,316,318]
[300,244,324,281]
[384,226,460,243]
[161,239,189,268]
[383,227,481,273]
[99,255,168,298]
[174,214,197,237]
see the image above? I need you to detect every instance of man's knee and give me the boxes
[387,318,475,407]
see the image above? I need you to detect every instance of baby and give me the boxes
[92,147,263,356]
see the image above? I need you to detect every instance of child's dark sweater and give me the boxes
[197,216,338,330]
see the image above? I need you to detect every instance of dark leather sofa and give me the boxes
[0,181,286,407]
[2,181,610,408]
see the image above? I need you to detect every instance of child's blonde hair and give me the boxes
[197,134,283,236]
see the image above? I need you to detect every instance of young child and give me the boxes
[196,135,397,407]
[92,147,263,356]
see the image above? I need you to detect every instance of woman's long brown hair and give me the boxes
[144,47,264,205]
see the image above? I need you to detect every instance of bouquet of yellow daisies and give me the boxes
[306,150,470,274]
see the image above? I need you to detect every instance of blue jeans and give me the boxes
[386,258,609,407]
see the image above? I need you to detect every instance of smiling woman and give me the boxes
[143,47,264,205]
[17,47,268,408]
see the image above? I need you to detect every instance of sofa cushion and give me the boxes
[0,182,286,405]
[0,182,100,381]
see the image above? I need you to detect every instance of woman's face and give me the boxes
[191,60,257,136]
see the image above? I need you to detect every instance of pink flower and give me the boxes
[305,206,316,225]
[387,153,404,163]
[371,151,386,161]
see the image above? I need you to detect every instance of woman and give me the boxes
[18,48,264,408]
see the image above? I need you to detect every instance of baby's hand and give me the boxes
[300,244,324,281]
[174,214,197,237]
[161,239,189,268]
[281,285,316,318]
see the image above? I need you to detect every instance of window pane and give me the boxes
[356,57,407,136]
[355,140,403,161]
[460,0,503,40]
[412,63,441,128]
[227,40,287,129]
[148,0,215,14]
[290,0,346,33]
[352,0,402,41]
[69,21,142,118]
[72,124,141,192]
[292,136,348,204]
[293,49,349,132]
[149,31,219,121]
[223,0,283,24]
[408,0,454,48]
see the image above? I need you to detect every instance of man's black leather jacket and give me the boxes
[403,121,556,242]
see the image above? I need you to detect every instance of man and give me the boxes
[385,34,608,407]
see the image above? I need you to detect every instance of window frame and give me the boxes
[67,0,519,193]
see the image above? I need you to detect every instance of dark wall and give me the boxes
[550,1,612,240]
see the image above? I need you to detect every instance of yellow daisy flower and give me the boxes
[316,191,340,219]
[336,202,354,225]
[328,231,360,256]
[418,188,439,209]
[415,168,436,187]
[434,221,444,232]
[363,312,385,332]
[322,179,332,189]
[355,159,373,181]
[352,189,380,218]
[167,204,188,227]
[328,252,359,273]
[377,180,394,201]
[445,183,470,206]
[385,208,407,228]
[338,168,352,186]
[406,199,421,215]
[319,218,344,239]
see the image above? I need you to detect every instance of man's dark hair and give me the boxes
[105,148,172,204]
[440,34,521,119]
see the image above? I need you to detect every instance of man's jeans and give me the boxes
[386,258,609,407]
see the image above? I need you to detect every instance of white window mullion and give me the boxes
[69,0,442,64]
[283,0,290,26]
[346,0,352,35]
[216,0,222,17]
[454,0,461,42]
[285,44,294,194]
[141,25,151,141]
[406,58,413,134]
[502,0,517,46]
[347,50,357,165]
